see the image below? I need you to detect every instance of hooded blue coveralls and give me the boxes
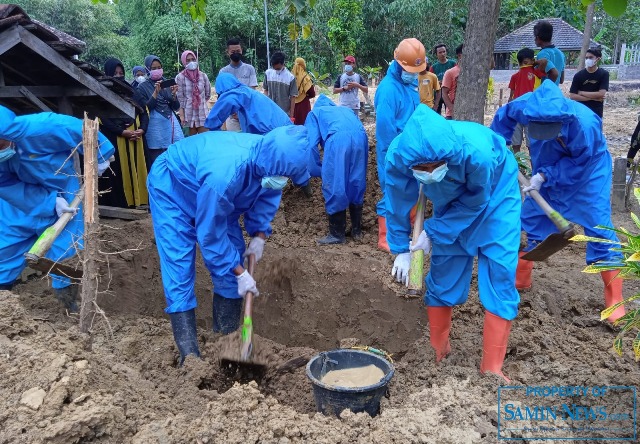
[305,94,368,215]
[204,73,292,135]
[491,81,621,265]
[0,106,114,289]
[374,61,420,217]
[147,126,310,315]
[385,106,521,320]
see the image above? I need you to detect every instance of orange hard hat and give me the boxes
[394,38,427,73]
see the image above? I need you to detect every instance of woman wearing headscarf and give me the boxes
[176,50,212,136]
[99,57,149,208]
[131,65,146,89]
[292,57,315,125]
[133,55,183,170]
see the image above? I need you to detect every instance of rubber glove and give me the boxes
[55,197,77,218]
[523,173,545,194]
[243,237,265,263]
[409,230,431,253]
[97,161,111,177]
[391,252,411,286]
[236,270,259,297]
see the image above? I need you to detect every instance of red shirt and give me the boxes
[508,66,544,99]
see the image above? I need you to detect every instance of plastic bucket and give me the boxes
[305,349,395,417]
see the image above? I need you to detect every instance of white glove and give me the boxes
[523,173,545,194]
[55,197,77,218]
[409,230,431,253]
[97,161,111,177]
[391,252,412,287]
[243,237,265,263]
[236,270,259,297]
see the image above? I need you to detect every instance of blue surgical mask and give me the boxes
[401,71,418,84]
[412,163,449,185]
[261,176,289,190]
[344,64,354,73]
[0,146,16,163]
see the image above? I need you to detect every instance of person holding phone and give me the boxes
[133,55,183,171]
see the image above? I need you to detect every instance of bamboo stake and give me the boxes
[80,113,100,334]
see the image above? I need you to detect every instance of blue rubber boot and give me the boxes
[213,293,243,335]
[169,309,201,365]
[54,285,79,313]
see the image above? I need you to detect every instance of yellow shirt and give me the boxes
[418,71,440,108]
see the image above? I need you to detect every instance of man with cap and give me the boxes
[385,105,521,382]
[491,81,625,323]
[333,55,368,117]
[374,38,424,251]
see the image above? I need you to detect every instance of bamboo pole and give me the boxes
[80,113,100,334]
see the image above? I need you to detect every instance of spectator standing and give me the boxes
[569,48,609,119]
[176,50,212,136]
[441,44,463,120]
[533,20,565,85]
[219,38,258,131]
[430,44,457,115]
[333,55,368,118]
[418,58,441,110]
[263,52,298,121]
[292,57,316,125]
[131,65,146,89]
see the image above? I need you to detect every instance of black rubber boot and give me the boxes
[301,182,313,198]
[169,309,201,365]
[349,204,363,241]
[212,293,243,335]
[318,210,347,245]
[0,282,14,291]
[54,285,79,313]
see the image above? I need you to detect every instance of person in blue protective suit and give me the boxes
[385,105,521,382]
[305,94,368,244]
[491,81,625,323]
[205,73,292,135]
[374,38,424,252]
[147,126,310,364]
[0,106,114,311]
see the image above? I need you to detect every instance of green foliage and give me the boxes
[570,188,640,361]
[510,149,532,175]
[360,65,382,82]
[282,0,316,43]
[327,0,364,59]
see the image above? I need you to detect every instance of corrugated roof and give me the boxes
[494,18,600,53]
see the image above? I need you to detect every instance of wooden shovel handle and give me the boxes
[408,185,427,293]
[244,254,256,316]
[517,172,571,233]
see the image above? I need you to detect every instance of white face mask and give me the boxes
[585,58,597,68]
[136,76,146,84]
[186,61,198,71]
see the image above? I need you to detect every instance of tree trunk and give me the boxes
[454,0,502,123]
[80,114,100,335]
[578,2,596,70]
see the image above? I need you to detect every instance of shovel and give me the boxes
[517,172,575,261]
[219,253,267,381]
[24,186,85,279]
[407,185,427,297]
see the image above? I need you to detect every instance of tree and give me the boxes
[577,2,596,70]
[454,0,502,123]
[327,0,364,59]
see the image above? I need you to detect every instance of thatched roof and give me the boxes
[494,18,600,53]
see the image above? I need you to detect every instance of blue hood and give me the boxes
[523,81,577,124]
[314,94,335,108]
[253,126,310,183]
[215,73,243,95]
[0,105,16,135]
[395,104,463,167]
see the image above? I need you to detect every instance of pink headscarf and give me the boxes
[180,50,201,110]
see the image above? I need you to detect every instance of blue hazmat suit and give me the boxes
[385,105,521,320]
[374,61,420,217]
[0,106,114,288]
[304,94,368,215]
[205,73,292,134]
[491,81,621,265]
[147,126,310,313]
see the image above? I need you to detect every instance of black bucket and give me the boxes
[305,349,395,417]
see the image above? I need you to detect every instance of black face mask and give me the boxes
[230,53,242,63]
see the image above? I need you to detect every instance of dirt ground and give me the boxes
[1,84,640,444]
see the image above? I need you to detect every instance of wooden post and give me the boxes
[498,88,504,109]
[612,157,628,213]
[620,43,627,66]
[80,113,100,334]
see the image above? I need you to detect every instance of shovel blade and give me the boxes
[220,358,268,383]
[521,228,576,261]
[26,256,83,279]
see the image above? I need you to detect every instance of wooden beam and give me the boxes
[98,205,149,220]
[0,26,21,56]
[0,86,97,98]
[19,86,51,111]
[16,25,134,118]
